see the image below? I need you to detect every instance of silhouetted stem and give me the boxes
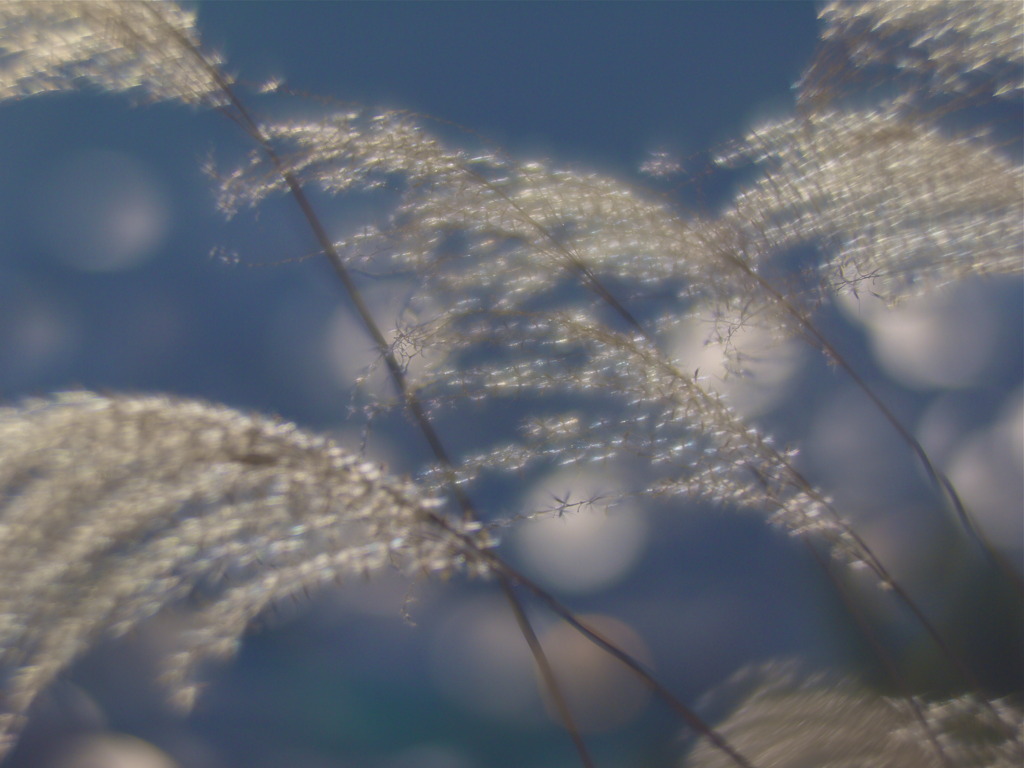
[477,544,757,768]
[142,13,608,767]
[499,578,595,768]
[724,252,1023,595]
[467,163,1011,722]
[803,541,956,768]
[151,12,773,766]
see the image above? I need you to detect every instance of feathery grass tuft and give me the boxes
[0,392,485,759]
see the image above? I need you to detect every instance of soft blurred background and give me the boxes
[0,3,1020,767]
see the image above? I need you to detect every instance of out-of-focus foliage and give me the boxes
[685,663,1023,768]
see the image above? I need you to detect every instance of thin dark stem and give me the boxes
[249,114,755,768]
[460,166,649,338]
[469,169,1008,711]
[485,155,1010,591]
[482,546,757,768]
[251,134,601,767]
[152,14,773,767]
[724,252,1023,595]
[144,14,606,767]
[499,578,595,768]
[247,107,603,768]
[425,506,756,767]
[803,541,955,768]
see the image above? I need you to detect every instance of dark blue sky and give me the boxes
[199,2,819,167]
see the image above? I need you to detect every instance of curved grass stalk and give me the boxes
[142,8,758,766]
[438,152,1020,752]
[719,248,1024,595]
